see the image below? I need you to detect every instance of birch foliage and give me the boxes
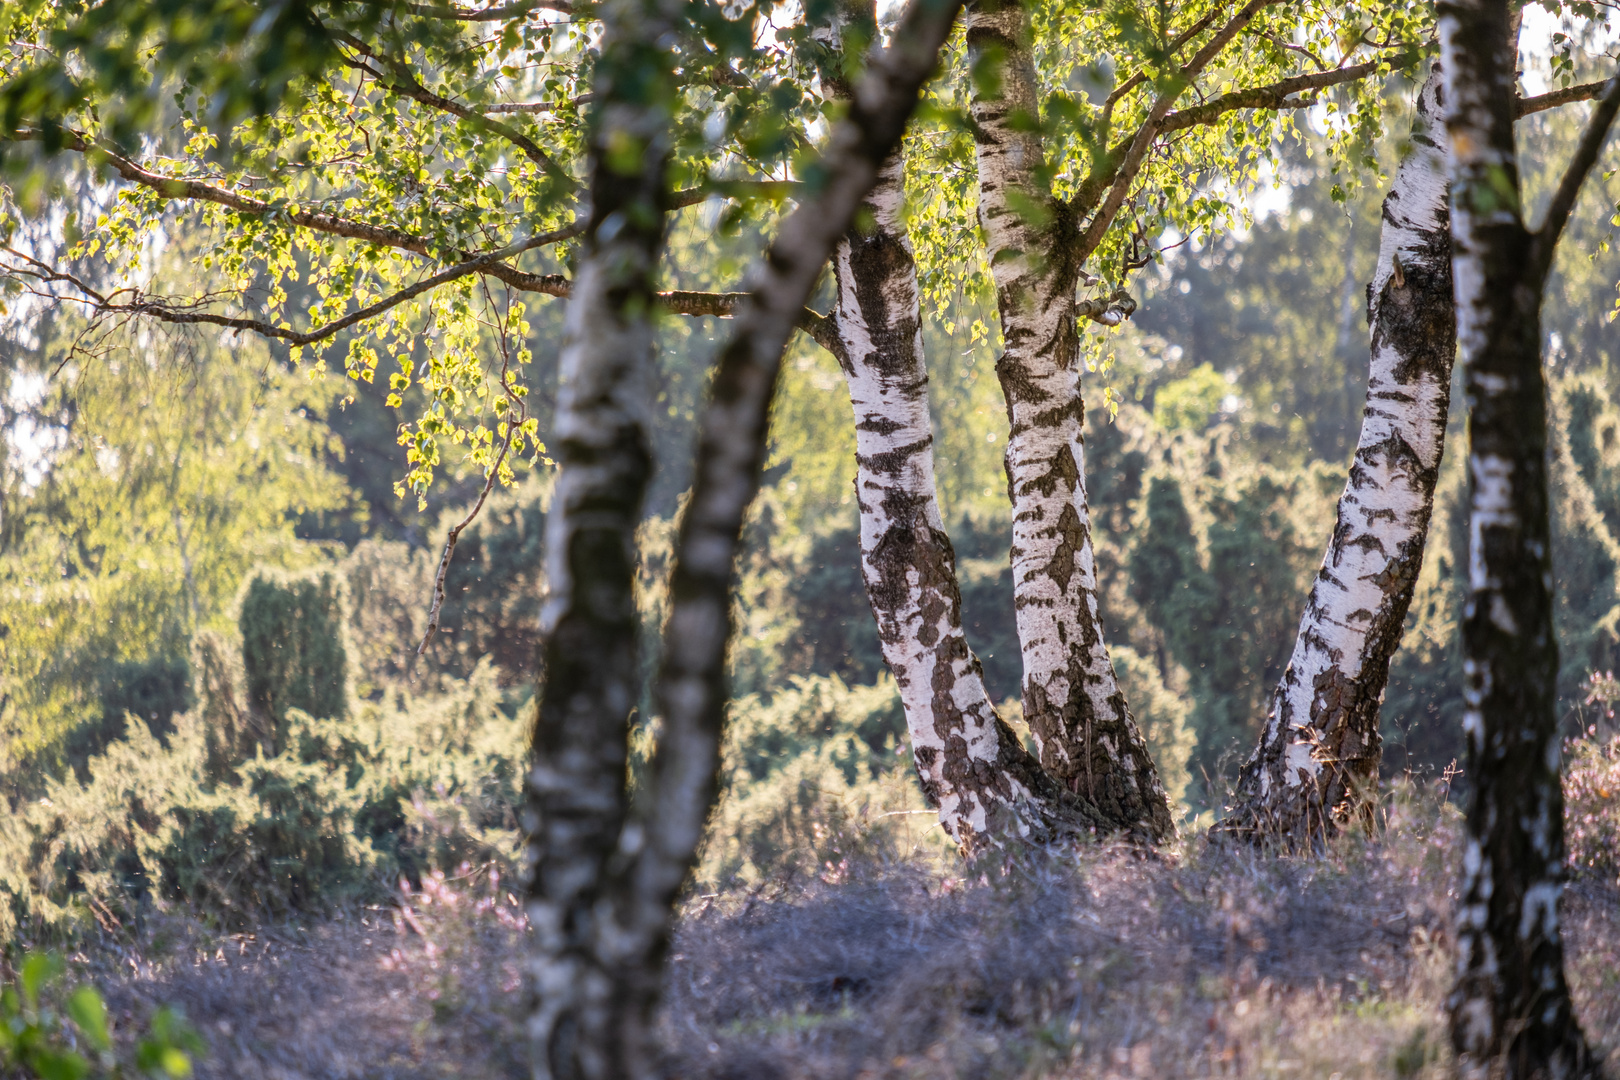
[904,0,1428,358]
[0,0,816,503]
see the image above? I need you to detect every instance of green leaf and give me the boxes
[65,986,110,1053]
[28,1048,90,1080]
[20,953,64,1009]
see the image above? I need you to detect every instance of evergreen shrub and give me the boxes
[0,656,524,943]
[695,674,945,889]
[239,569,352,753]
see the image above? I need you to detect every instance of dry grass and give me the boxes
[75,866,530,1080]
[59,792,1620,1080]
[663,792,1620,1080]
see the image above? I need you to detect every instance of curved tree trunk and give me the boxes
[593,4,974,1076]
[1439,0,1617,1073]
[1218,67,1455,844]
[965,0,1173,841]
[827,149,1090,847]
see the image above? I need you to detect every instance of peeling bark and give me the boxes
[1218,68,1456,845]
[965,0,1173,841]
[829,150,1088,847]
[1438,0,1618,1073]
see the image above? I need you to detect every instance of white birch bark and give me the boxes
[966,0,1173,840]
[1219,68,1456,842]
[830,152,1078,846]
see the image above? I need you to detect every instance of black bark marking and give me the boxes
[1020,440,1081,498]
[1042,502,1086,595]
[857,435,935,476]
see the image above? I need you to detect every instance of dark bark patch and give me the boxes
[1019,441,1080,499]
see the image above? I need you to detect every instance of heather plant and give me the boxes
[1565,729,1620,883]
[1567,671,1620,883]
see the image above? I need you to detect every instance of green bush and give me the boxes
[1110,645,1197,812]
[695,675,945,889]
[0,654,525,942]
[0,953,201,1079]
[238,569,351,754]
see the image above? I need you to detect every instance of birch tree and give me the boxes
[937,0,1419,835]
[794,0,1423,844]
[1217,66,1457,843]
[1437,0,1620,1073]
[809,0,1095,847]
[1218,59,1616,845]
[781,0,1443,844]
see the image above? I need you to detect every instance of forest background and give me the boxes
[3,13,1620,919]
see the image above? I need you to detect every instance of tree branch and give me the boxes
[1,226,574,343]
[334,35,578,188]
[1099,6,1222,132]
[484,95,594,113]
[401,0,575,19]
[3,127,583,292]
[1074,0,1280,262]
[1154,54,1401,135]
[667,178,802,209]
[1075,286,1137,325]
[1516,77,1615,117]
[1530,70,1620,284]
[2,239,830,345]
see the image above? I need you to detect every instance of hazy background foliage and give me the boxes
[4,82,1620,938]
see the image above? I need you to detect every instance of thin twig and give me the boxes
[418,287,531,654]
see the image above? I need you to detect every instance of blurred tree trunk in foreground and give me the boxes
[521,0,970,1073]
[1439,0,1619,1073]
[522,0,674,1070]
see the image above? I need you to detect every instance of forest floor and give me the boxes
[73,794,1620,1080]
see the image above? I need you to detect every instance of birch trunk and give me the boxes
[1439,0,1617,1072]
[828,150,1086,846]
[1218,68,1455,843]
[587,4,972,1075]
[521,0,674,1072]
[966,0,1173,841]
